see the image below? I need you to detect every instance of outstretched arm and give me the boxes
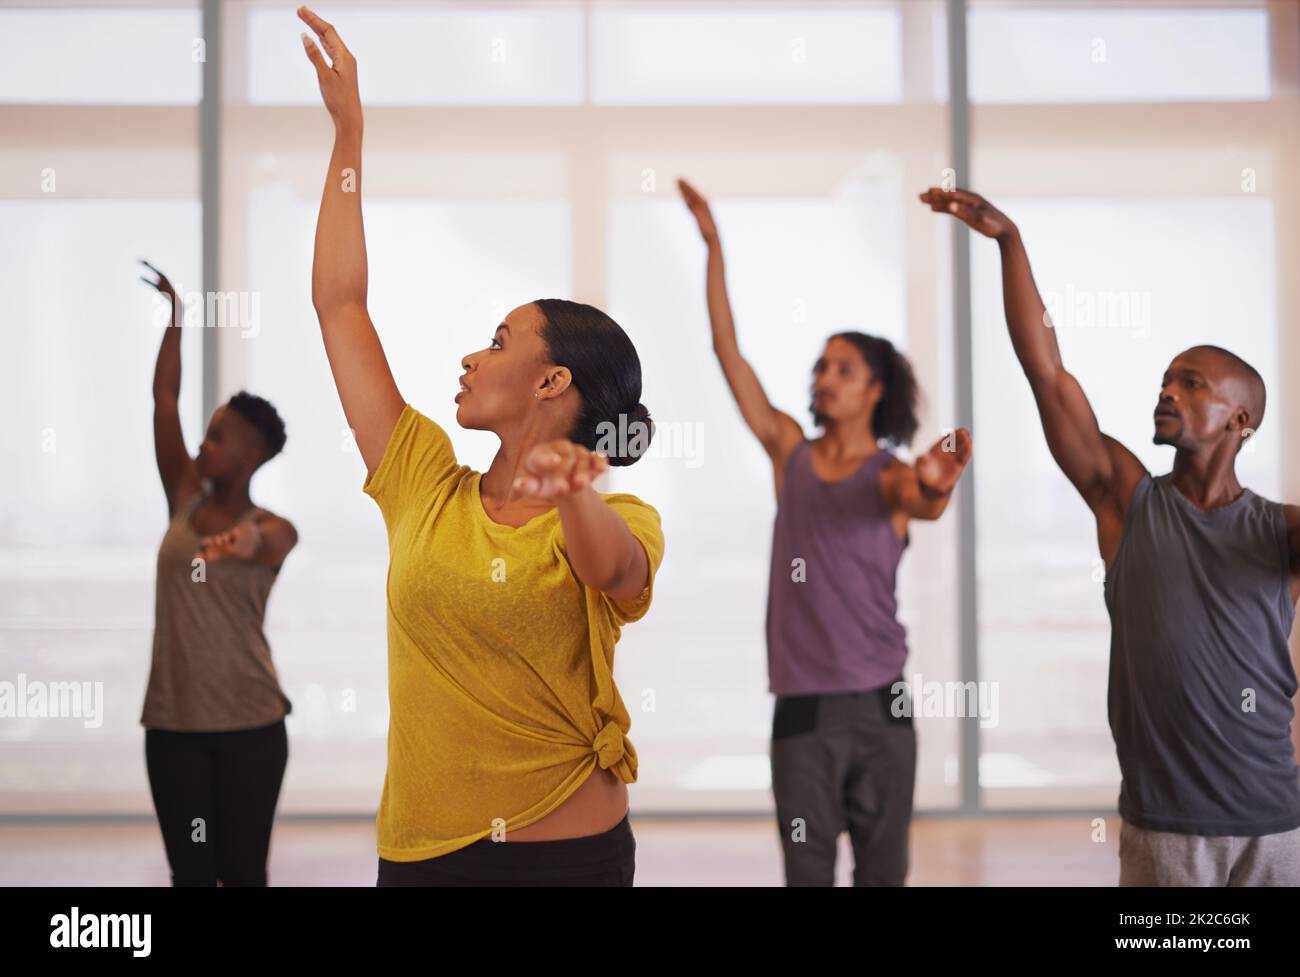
[678,179,802,461]
[919,188,1145,523]
[300,5,403,477]
[143,260,199,515]
[514,443,648,600]
[195,515,300,571]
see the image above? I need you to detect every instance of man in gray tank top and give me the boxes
[923,187,1300,886]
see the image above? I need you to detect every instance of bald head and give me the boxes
[1154,346,1269,453]
[1184,345,1266,434]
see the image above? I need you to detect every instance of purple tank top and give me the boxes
[765,439,909,695]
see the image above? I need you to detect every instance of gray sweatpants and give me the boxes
[769,685,916,886]
[1119,818,1300,886]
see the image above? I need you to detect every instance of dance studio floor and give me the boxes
[0,815,1120,886]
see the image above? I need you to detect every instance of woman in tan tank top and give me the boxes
[140,261,299,886]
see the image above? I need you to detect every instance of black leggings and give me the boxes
[144,718,288,886]
[377,812,636,886]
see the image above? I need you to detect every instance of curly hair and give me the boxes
[812,332,920,448]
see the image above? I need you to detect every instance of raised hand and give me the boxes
[678,178,719,243]
[514,440,609,502]
[195,522,262,564]
[915,427,973,497]
[919,188,1015,241]
[139,259,178,304]
[298,5,362,133]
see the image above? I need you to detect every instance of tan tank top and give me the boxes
[141,490,293,732]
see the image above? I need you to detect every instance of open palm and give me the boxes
[915,428,973,495]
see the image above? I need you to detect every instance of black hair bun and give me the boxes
[605,402,654,467]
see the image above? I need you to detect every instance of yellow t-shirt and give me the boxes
[362,403,665,861]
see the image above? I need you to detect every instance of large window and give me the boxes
[969,4,1270,103]
[1,1,202,812]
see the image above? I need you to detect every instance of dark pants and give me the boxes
[377,812,636,886]
[144,718,288,886]
[770,684,916,886]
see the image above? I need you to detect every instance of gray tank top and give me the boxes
[765,439,908,695]
[1105,472,1300,835]
[141,491,293,732]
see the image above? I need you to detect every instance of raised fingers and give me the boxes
[947,200,977,222]
[524,442,564,477]
[678,179,711,217]
[547,442,579,493]
[515,441,605,497]
[297,5,348,61]
[572,446,610,491]
[920,186,983,205]
[138,259,171,290]
[921,193,978,224]
[920,189,988,224]
[919,189,951,215]
[300,30,330,73]
[953,427,973,463]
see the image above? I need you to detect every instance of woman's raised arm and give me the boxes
[299,5,403,477]
[142,260,199,514]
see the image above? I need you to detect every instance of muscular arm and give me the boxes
[302,8,404,478]
[679,179,802,462]
[921,190,1146,550]
[997,229,1143,511]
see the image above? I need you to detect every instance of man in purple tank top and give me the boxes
[923,187,1300,887]
[681,180,973,886]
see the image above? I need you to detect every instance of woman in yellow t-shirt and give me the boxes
[298,6,664,886]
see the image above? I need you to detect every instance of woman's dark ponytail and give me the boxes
[825,331,920,449]
[534,298,654,466]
